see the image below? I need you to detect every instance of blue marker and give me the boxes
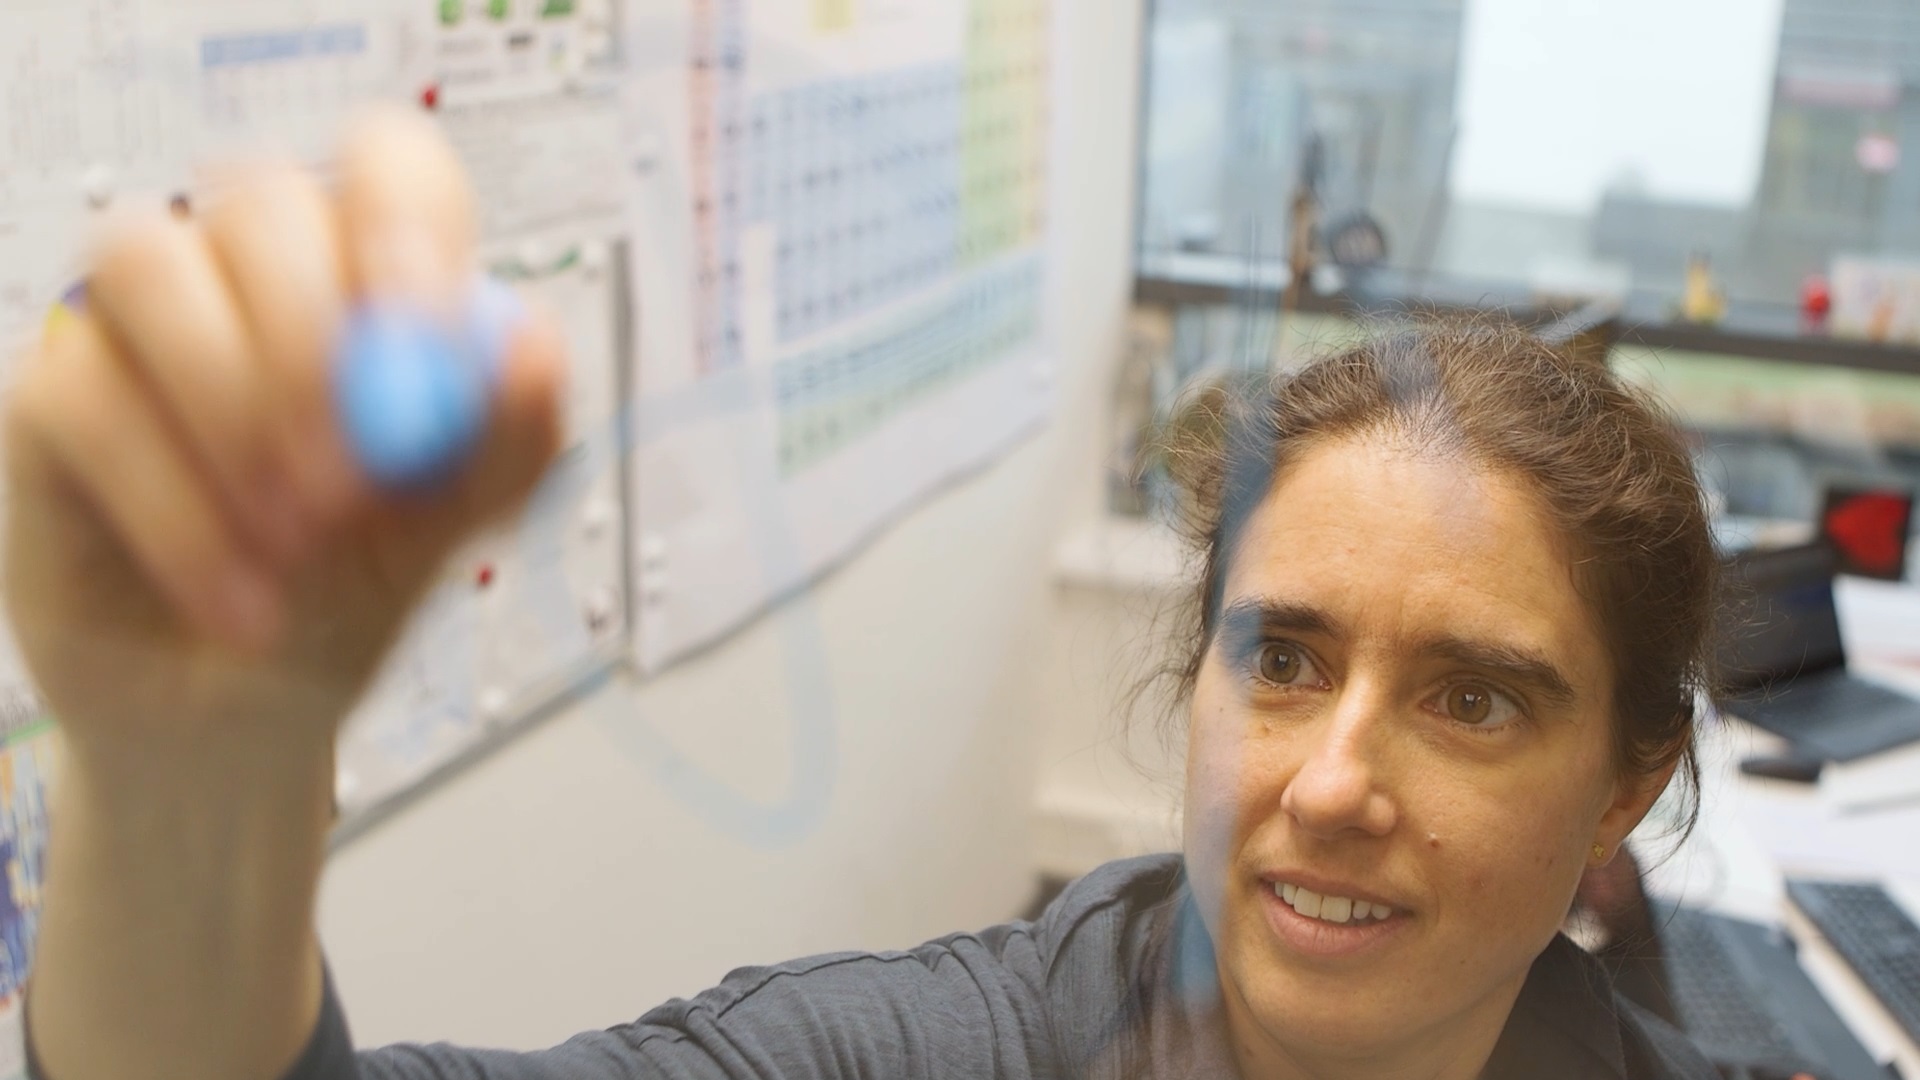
[335,276,525,490]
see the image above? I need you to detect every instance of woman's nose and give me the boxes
[1278,696,1398,840]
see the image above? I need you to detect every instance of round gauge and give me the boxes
[1327,213,1389,273]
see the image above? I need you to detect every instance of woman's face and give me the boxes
[1183,434,1671,1076]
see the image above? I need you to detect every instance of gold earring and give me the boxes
[1592,843,1606,861]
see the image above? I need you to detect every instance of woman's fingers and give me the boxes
[332,105,565,560]
[10,317,283,654]
[201,164,363,533]
[84,211,301,569]
[455,307,568,523]
[12,110,558,658]
[335,106,476,312]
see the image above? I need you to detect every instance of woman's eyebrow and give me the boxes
[1219,598,1341,639]
[1216,601,1580,707]
[1423,636,1578,708]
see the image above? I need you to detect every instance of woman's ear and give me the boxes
[1592,754,1682,861]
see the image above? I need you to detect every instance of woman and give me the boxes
[10,114,1719,1079]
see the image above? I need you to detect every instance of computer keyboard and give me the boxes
[1650,902,1887,1079]
[1659,906,1811,1068]
[1786,878,1920,1046]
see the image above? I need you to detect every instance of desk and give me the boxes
[1643,716,1920,1076]
[1043,514,1920,1074]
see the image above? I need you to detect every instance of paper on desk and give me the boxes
[1821,738,1920,812]
[1836,575,1920,683]
[1743,782,1920,882]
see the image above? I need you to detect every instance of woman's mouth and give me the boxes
[1261,878,1412,960]
[1276,881,1397,924]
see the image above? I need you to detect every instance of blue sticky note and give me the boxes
[335,276,524,490]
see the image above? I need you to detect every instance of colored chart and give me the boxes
[628,0,1056,669]
[775,256,1040,475]
[686,0,1047,372]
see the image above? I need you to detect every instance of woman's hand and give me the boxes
[7,108,565,1080]
[3,106,564,764]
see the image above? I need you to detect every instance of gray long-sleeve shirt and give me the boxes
[32,855,1718,1079]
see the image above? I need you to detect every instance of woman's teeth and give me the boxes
[1275,882,1395,924]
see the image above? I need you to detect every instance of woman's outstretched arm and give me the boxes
[9,107,564,1080]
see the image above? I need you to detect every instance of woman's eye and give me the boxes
[1437,683,1524,729]
[1253,643,1314,686]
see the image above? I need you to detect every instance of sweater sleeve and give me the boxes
[298,858,1171,1080]
[31,858,1181,1080]
[287,928,1056,1080]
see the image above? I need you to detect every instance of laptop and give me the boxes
[1716,541,1920,762]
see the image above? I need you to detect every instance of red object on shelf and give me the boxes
[477,564,495,588]
[1822,489,1914,580]
[420,84,441,111]
[1802,274,1832,319]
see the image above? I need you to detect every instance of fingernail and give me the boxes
[214,564,284,651]
[361,224,453,309]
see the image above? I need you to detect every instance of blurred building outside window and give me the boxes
[1130,0,1920,560]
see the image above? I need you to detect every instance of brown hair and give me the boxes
[1153,316,1718,831]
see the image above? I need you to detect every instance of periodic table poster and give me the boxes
[625,0,1056,670]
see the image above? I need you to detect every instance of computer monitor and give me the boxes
[1820,487,1915,582]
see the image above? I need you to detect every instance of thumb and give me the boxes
[456,305,569,524]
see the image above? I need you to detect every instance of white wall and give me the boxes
[1031,519,1189,881]
[316,0,1144,1051]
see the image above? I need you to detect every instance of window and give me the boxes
[1138,0,1920,312]
[1130,0,1920,556]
